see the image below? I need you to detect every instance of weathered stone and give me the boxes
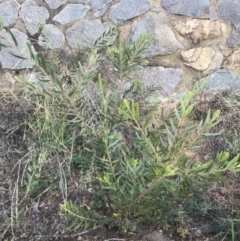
[0,29,35,69]
[20,0,49,35]
[205,50,224,75]
[227,25,240,47]
[77,0,89,3]
[109,0,150,24]
[53,4,90,24]
[224,50,240,75]
[44,0,68,9]
[38,24,65,49]
[181,47,223,74]
[0,0,20,27]
[66,19,111,48]
[90,0,113,17]
[182,48,214,70]
[174,19,221,44]
[219,45,233,57]
[205,69,240,94]
[136,66,182,97]
[0,71,19,92]
[218,0,240,47]
[128,16,183,57]
[218,0,240,27]
[161,0,210,17]
[209,7,218,21]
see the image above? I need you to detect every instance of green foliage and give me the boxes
[1,18,240,235]
[0,15,3,32]
[20,153,53,198]
[107,33,151,80]
[213,197,240,241]
[215,217,240,241]
[60,200,108,230]
[93,26,119,50]
[184,198,218,216]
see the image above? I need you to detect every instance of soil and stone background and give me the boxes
[1,0,240,96]
[1,0,240,240]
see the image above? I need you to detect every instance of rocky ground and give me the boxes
[2,0,240,94]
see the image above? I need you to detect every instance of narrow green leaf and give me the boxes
[194,161,212,173]
[204,110,211,126]
[226,154,240,169]
[10,52,26,60]
[169,118,177,134]
[184,103,194,117]
[27,43,36,61]
[0,15,3,32]
[0,42,8,48]
[174,107,181,121]
[7,29,18,47]
[39,78,50,83]
[118,108,132,120]
[38,53,46,70]
[197,120,203,135]
[108,139,121,150]
[135,102,140,121]
[143,113,153,129]
[213,109,221,119]
[68,89,76,97]
[165,124,173,138]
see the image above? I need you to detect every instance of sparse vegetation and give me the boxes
[1,16,240,240]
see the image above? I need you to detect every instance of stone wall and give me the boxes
[1,0,240,96]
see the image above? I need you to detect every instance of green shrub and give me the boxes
[1,17,240,233]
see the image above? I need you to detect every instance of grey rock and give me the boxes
[128,16,183,57]
[66,19,111,48]
[227,24,240,47]
[44,0,68,9]
[38,24,65,49]
[209,7,218,21]
[218,0,240,27]
[204,49,223,75]
[0,0,20,27]
[77,0,89,3]
[0,29,35,69]
[53,4,90,24]
[20,0,49,35]
[109,0,150,24]
[218,0,240,47]
[205,69,240,94]
[161,0,210,17]
[90,0,113,17]
[136,66,182,97]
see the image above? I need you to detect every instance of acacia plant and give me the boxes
[1,16,240,233]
